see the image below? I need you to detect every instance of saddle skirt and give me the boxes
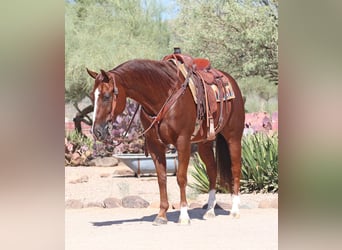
[163,52,235,141]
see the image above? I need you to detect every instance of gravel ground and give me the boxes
[65,163,278,250]
[65,163,278,209]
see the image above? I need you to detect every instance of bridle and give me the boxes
[109,72,119,121]
[93,69,191,152]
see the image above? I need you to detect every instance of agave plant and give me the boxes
[188,152,228,193]
[241,133,278,193]
[188,133,278,194]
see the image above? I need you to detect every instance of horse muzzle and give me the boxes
[93,123,110,141]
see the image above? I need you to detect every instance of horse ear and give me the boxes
[86,68,98,79]
[100,69,110,83]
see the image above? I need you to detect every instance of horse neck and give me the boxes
[114,60,177,115]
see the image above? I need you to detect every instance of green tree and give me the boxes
[171,0,278,84]
[65,0,172,130]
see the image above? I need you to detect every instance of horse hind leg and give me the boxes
[216,133,242,218]
[198,141,217,219]
[228,139,242,218]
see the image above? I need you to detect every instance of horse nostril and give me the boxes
[95,130,102,138]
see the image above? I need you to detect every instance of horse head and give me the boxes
[86,68,126,142]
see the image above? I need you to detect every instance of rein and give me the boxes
[138,70,191,135]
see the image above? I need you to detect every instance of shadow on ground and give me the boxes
[91,207,230,226]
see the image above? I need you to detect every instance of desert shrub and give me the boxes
[188,153,227,193]
[188,133,278,193]
[66,130,93,149]
[241,133,278,193]
[65,131,93,166]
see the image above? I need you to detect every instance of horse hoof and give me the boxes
[152,217,168,226]
[178,218,191,225]
[203,209,216,220]
[231,212,240,219]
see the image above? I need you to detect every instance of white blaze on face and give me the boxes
[92,88,100,133]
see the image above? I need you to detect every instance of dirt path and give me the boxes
[65,164,278,250]
[66,207,277,250]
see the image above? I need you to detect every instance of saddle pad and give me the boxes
[210,83,235,102]
[176,62,235,103]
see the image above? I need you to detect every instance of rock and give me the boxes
[65,199,83,209]
[86,160,96,166]
[69,175,89,184]
[85,202,104,208]
[89,157,118,167]
[271,198,278,208]
[100,173,111,178]
[122,195,149,208]
[70,152,82,166]
[103,197,122,208]
[84,150,92,158]
[71,152,80,159]
[258,199,272,208]
[114,169,134,176]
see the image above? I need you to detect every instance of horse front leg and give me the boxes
[175,141,191,225]
[147,144,169,225]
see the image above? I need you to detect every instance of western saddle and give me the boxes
[162,48,235,141]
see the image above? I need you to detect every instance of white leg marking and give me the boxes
[92,88,100,133]
[207,189,217,209]
[179,206,190,225]
[203,189,216,219]
[231,194,241,217]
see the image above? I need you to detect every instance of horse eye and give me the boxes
[103,93,111,102]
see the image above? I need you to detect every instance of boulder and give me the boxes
[122,195,149,208]
[103,197,122,208]
[258,198,278,209]
[69,175,89,184]
[65,199,83,209]
[89,157,119,167]
[85,202,104,208]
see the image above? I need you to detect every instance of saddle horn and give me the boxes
[174,47,181,54]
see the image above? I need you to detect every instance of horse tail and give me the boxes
[216,133,232,193]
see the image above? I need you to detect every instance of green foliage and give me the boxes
[65,0,172,104]
[188,153,228,193]
[239,76,278,113]
[66,130,93,150]
[188,133,278,194]
[241,133,278,193]
[243,94,278,113]
[171,0,278,84]
[188,153,210,193]
[65,130,94,165]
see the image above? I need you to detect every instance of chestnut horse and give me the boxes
[87,58,244,225]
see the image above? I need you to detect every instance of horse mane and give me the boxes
[109,59,179,89]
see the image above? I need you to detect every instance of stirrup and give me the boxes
[207,118,215,140]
